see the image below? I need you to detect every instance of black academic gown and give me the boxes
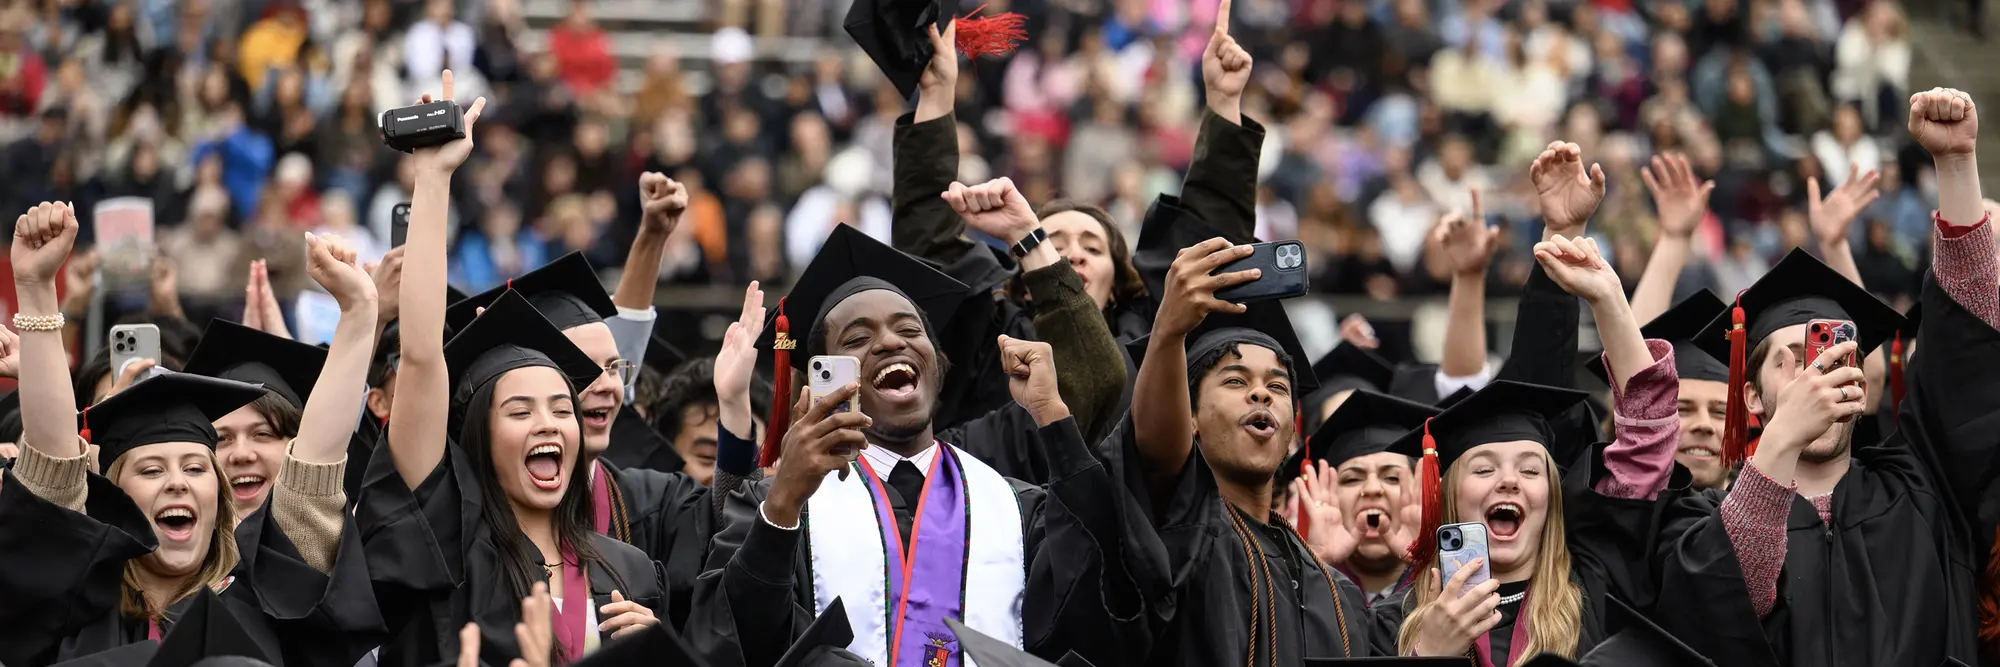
[356,442,667,667]
[1651,277,1997,667]
[685,413,1154,667]
[0,470,385,667]
[595,458,712,630]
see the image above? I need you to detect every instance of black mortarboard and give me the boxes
[184,319,329,408]
[46,642,156,667]
[1123,300,1320,397]
[643,333,688,374]
[82,373,267,469]
[1386,380,1588,565]
[443,290,604,431]
[845,0,949,99]
[1132,195,1258,300]
[1302,659,1474,666]
[1586,289,1728,386]
[758,224,968,373]
[1574,596,1716,667]
[1307,390,1439,468]
[774,598,870,667]
[1518,657,1581,667]
[1691,249,1904,467]
[569,624,709,667]
[150,588,277,667]
[1312,344,1397,397]
[446,253,617,334]
[945,618,1074,667]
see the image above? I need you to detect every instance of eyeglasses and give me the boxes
[602,360,640,390]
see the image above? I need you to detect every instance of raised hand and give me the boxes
[1806,165,1881,248]
[1295,460,1357,566]
[12,202,80,287]
[368,246,406,324]
[1412,562,1502,657]
[1758,341,1868,455]
[638,171,689,235]
[942,177,1040,243]
[1529,142,1607,238]
[60,248,98,314]
[1433,189,1499,278]
[597,589,659,639]
[765,385,873,527]
[1909,87,1978,158]
[1339,313,1379,350]
[1202,0,1251,122]
[715,281,766,442]
[104,357,156,400]
[242,259,293,339]
[1155,238,1259,338]
[513,582,552,667]
[409,70,489,177]
[919,20,959,98]
[1640,152,1714,239]
[306,232,379,310]
[998,335,1068,426]
[147,251,183,317]
[0,326,19,378]
[1532,235,1622,305]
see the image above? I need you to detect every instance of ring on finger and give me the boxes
[1811,361,1826,373]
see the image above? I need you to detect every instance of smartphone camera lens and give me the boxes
[1440,527,1460,550]
[820,370,831,381]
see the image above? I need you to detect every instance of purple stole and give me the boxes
[855,450,971,667]
[1472,590,1535,667]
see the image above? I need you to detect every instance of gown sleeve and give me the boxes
[0,468,155,667]
[608,464,713,630]
[354,432,481,629]
[889,112,971,268]
[238,457,387,667]
[1560,340,1680,614]
[1651,488,1785,667]
[1902,221,2000,542]
[1175,110,1266,242]
[1021,260,1129,444]
[686,478,815,667]
[1021,416,1166,667]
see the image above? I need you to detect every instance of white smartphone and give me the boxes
[109,324,163,382]
[1437,522,1492,589]
[808,355,862,461]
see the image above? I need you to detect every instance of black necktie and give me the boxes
[887,461,926,544]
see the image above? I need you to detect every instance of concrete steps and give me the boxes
[516,0,830,97]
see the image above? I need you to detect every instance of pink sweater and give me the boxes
[1595,338,1685,500]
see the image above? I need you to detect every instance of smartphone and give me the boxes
[390,203,411,247]
[109,324,162,382]
[1437,522,1492,589]
[1805,319,1860,371]
[808,355,863,461]
[1213,240,1311,304]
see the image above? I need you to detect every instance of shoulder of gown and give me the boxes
[0,469,156,667]
[231,494,386,667]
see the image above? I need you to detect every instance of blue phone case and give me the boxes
[1437,522,1491,588]
[1213,240,1310,303]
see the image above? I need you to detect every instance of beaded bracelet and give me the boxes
[11,312,65,332]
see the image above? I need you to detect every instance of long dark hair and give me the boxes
[456,372,625,662]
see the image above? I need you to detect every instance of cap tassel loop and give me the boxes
[1889,333,1907,417]
[758,298,794,468]
[953,5,1027,58]
[1722,293,1751,468]
[78,406,91,443]
[1406,418,1442,565]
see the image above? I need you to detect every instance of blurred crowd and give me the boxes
[0,0,1940,320]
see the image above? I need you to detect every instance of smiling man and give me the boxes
[1586,289,1732,490]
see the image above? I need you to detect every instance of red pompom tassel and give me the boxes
[78,406,91,444]
[1889,333,1907,417]
[758,298,794,468]
[1722,294,1751,468]
[1406,418,1442,565]
[953,6,1027,58]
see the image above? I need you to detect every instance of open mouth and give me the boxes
[872,362,921,400]
[154,505,198,542]
[580,406,614,430]
[524,444,565,491]
[1355,507,1388,539]
[1239,409,1278,439]
[1486,502,1524,539]
[229,475,267,504]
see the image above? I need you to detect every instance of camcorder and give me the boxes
[379,100,466,153]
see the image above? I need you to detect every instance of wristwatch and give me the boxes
[1010,227,1048,260]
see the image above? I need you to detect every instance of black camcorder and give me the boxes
[379,100,466,153]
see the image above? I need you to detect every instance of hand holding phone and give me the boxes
[1436,522,1491,588]
[1805,320,1859,372]
[1212,240,1310,304]
[808,355,863,461]
[109,324,162,387]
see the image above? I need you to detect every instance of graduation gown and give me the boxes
[595,458,712,630]
[685,414,1156,667]
[356,441,667,667]
[598,406,687,474]
[1651,277,1996,667]
[0,469,384,667]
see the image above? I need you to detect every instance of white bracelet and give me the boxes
[758,501,801,531]
[11,312,64,332]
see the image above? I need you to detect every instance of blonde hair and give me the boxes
[1395,449,1582,666]
[105,449,242,620]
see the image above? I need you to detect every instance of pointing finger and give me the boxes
[1214,0,1232,37]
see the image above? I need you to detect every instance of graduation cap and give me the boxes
[1569,596,1716,667]
[80,372,268,469]
[150,588,277,667]
[1889,301,1921,416]
[755,225,969,467]
[443,290,605,431]
[1122,300,1321,397]
[774,598,870,667]
[1691,249,1904,467]
[1586,289,1728,387]
[1307,390,1439,470]
[1312,344,1396,398]
[944,618,1084,667]
[446,253,617,334]
[844,0,1026,100]
[565,623,709,667]
[1385,380,1589,565]
[184,319,329,409]
[643,332,689,375]
[1132,195,1259,301]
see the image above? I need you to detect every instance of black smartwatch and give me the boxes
[1010,227,1048,260]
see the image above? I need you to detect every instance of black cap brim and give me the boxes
[1692,249,1904,363]
[184,319,329,408]
[1576,596,1716,667]
[568,624,710,667]
[1311,344,1396,395]
[945,617,1061,667]
[774,598,863,667]
[1386,380,1590,469]
[1123,300,1320,396]
[1586,289,1728,386]
[445,290,606,406]
[87,372,268,467]
[446,253,617,334]
[644,333,689,374]
[757,224,968,373]
[149,588,276,667]
[1307,390,1439,467]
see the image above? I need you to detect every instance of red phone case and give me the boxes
[1805,319,1860,371]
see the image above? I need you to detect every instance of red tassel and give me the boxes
[1722,293,1751,468]
[758,298,794,468]
[953,6,1027,58]
[78,406,91,443]
[1889,333,1906,416]
[1406,418,1442,565]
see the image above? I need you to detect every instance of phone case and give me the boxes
[390,203,411,248]
[1806,319,1859,371]
[1437,522,1492,588]
[109,324,162,381]
[1213,240,1311,304]
[809,356,863,460]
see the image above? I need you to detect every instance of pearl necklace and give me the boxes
[1498,590,1526,605]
